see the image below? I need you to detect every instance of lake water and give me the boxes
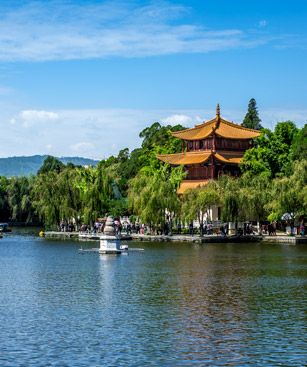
[0,233,306,366]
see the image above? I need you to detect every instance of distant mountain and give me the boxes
[0,155,99,177]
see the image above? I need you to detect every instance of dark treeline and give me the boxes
[0,105,306,230]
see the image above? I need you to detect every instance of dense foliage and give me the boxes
[129,165,184,230]
[241,121,300,177]
[292,124,307,160]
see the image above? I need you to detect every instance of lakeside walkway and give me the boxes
[44,231,307,244]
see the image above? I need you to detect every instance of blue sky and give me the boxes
[0,0,306,159]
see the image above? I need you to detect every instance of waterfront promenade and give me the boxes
[44,231,307,244]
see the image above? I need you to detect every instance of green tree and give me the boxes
[139,122,185,151]
[239,173,272,223]
[0,176,10,221]
[128,164,184,232]
[32,166,85,228]
[75,165,114,226]
[6,176,36,223]
[292,124,307,160]
[182,181,220,235]
[241,121,298,177]
[181,188,199,224]
[31,172,62,228]
[266,160,307,222]
[32,163,119,229]
[242,98,263,130]
[38,156,65,175]
[218,176,244,225]
[99,122,186,197]
[57,168,82,223]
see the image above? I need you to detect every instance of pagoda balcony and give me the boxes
[185,166,211,180]
[186,138,251,152]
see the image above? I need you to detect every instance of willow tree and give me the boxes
[32,163,117,229]
[266,159,307,222]
[128,164,184,232]
[181,188,199,224]
[218,175,245,230]
[75,165,114,225]
[198,182,221,220]
[32,167,84,229]
[31,171,62,228]
[0,176,9,221]
[57,168,82,223]
[181,181,220,234]
[239,172,272,223]
[6,176,36,223]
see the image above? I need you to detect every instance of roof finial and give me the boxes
[216,103,220,118]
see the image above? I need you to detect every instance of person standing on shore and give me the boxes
[300,221,305,236]
[189,222,193,236]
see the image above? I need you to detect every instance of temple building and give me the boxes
[157,104,261,195]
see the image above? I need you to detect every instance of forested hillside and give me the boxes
[0,155,98,177]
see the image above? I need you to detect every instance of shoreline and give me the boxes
[43,231,307,245]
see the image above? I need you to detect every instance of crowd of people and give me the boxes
[59,218,305,237]
[261,223,277,236]
[77,220,147,235]
[59,221,76,232]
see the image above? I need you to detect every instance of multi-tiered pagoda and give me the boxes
[157,105,260,194]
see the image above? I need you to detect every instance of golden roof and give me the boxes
[177,180,209,195]
[214,151,243,164]
[157,150,244,165]
[171,105,261,141]
[157,151,211,165]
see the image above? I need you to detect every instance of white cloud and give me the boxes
[162,114,193,126]
[20,110,59,121]
[260,109,307,130]
[0,2,281,62]
[18,110,59,127]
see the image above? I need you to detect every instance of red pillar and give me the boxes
[210,156,215,179]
